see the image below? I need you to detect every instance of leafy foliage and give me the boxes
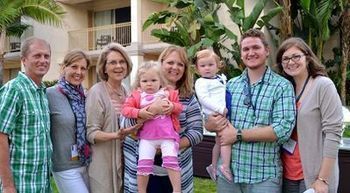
[0,0,64,34]
[143,0,282,79]
[43,80,58,88]
[291,0,340,58]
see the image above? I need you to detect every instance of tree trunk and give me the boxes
[340,6,350,105]
[0,29,6,86]
[278,0,292,41]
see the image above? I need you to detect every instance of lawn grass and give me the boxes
[194,177,216,193]
[50,178,59,193]
[51,176,216,193]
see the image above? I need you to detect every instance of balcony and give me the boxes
[68,22,131,51]
[4,37,21,53]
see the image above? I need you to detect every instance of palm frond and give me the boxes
[0,0,22,28]
[6,21,30,37]
[20,0,64,26]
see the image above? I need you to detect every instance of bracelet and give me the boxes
[317,177,329,185]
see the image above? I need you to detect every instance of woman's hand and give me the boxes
[120,123,142,136]
[138,107,154,120]
[205,113,228,132]
[161,99,173,115]
[311,179,328,193]
[147,98,163,115]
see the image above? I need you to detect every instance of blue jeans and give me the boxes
[217,171,282,193]
[282,178,306,193]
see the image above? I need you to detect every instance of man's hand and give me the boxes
[3,186,17,193]
[217,123,237,146]
[205,113,228,132]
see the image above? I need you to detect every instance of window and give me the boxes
[93,7,131,48]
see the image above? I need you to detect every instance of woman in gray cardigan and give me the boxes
[47,50,91,193]
[276,37,343,193]
[86,43,137,193]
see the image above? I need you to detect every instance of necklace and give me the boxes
[105,81,124,100]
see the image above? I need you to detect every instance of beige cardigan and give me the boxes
[297,76,343,192]
[86,81,127,193]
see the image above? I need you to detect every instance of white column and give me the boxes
[129,0,143,86]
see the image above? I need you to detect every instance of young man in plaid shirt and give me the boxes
[206,29,296,193]
[0,37,52,193]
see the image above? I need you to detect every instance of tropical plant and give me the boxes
[339,0,350,104]
[222,0,282,68]
[291,0,338,59]
[278,0,293,40]
[143,0,282,79]
[0,0,65,85]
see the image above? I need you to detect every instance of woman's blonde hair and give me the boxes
[61,49,91,71]
[96,42,132,81]
[193,48,223,68]
[158,46,193,98]
[132,61,167,90]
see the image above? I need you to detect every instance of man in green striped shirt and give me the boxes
[206,29,296,193]
[0,37,52,193]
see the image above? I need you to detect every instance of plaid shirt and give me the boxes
[227,67,296,183]
[0,72,52,192]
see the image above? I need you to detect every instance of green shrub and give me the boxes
[343,124,350,138]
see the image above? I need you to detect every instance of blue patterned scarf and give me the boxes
[58,77,91,166]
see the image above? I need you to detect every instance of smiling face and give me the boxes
[161,51,185,87]
[196,56,219,78]
[105,51,127,83]
[240,37,269,70]
[22,40,51,84]
[63,58,87,86]
[281,46,308,78]
[139,68,161,94]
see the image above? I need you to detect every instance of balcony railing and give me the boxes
[68,22,131,51]
[4,29,33,53]
[4,37,21,53]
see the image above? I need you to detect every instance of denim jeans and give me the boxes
[282,178,306,193]
[217,170,282,193]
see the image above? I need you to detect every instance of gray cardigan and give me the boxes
[86,81,127,193]
[297,76,343,192]
[47,86,81,172]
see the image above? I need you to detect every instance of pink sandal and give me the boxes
[206,164,217,181]
[219,165,233,183]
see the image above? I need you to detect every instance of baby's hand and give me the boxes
[223,108,228,117]
[138,107,154,120]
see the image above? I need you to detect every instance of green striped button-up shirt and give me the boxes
[0,72,52,193]
[227,67,296,183]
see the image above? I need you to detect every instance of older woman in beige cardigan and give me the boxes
[86,43,137,193]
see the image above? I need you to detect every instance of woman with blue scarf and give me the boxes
[47,50,91,193]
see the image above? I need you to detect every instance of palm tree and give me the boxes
[278,0,293,40]
[0,0,64,85]
[340,0,350,104]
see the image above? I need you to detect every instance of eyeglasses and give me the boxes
[243,85,251,107]
[107,60,126,66]
[281,54,305,65]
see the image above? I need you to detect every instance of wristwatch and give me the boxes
[236,129,242,142]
